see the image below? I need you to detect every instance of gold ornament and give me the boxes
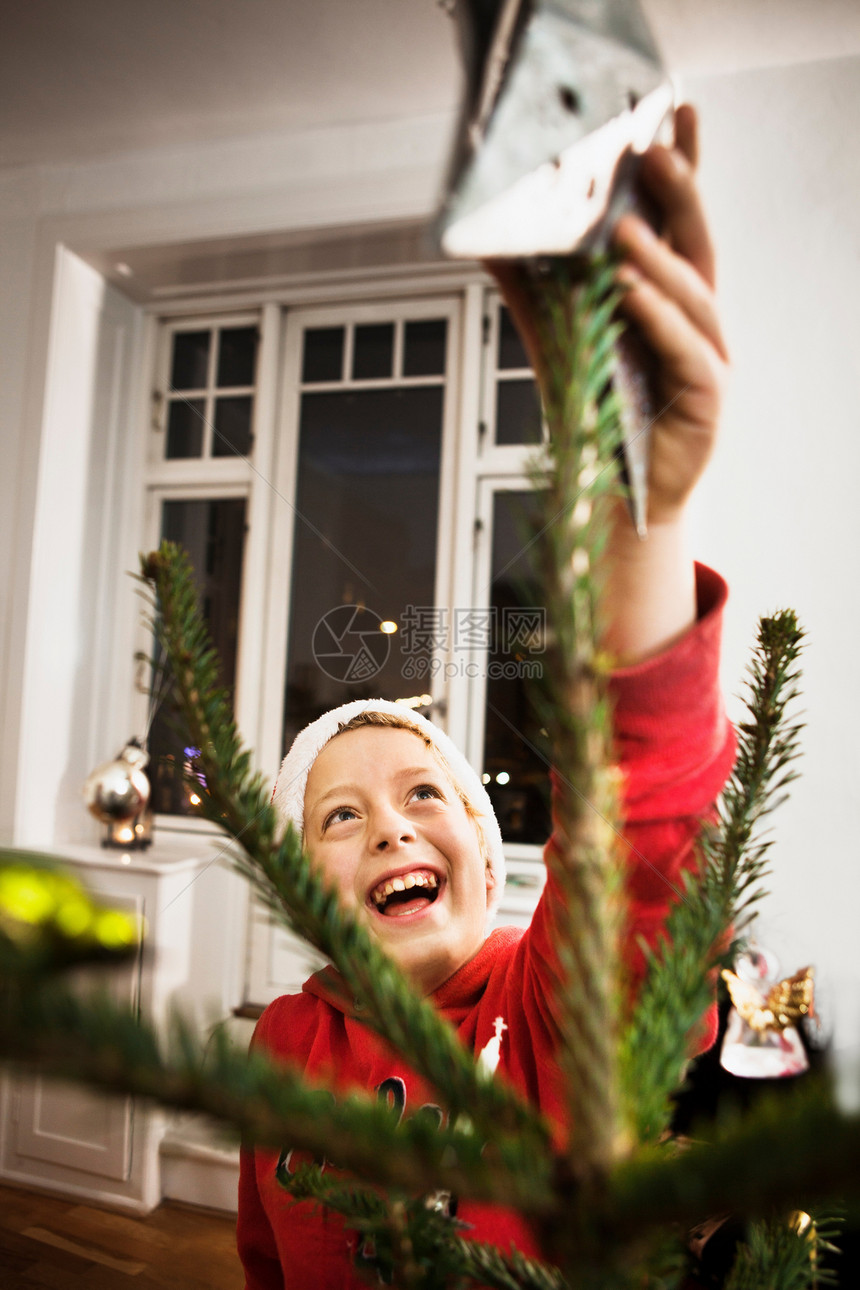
[721,965,815,1035]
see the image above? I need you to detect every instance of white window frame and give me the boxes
[465,474,548,864]
[148,309,262,483]
[137,276,550,1004]
[475,292,547,475]
[135,304,283,834]
[257,292,467,777]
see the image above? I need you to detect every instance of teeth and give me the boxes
[371,871,439,907]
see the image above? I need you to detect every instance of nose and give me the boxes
[371,803,417,853]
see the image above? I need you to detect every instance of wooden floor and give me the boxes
[0,1184,244,1289]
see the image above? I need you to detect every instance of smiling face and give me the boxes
[303,725,493,995]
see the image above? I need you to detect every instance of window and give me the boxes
[491,306,543,446]
[140,286,547,1002]
[143,314,262,819]
[160,322,258,462]
[281,308,451,752]
[483,487,550,844]
[148,496,247,815]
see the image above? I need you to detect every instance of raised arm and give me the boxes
[603,103,729,663]
[488,104,728,666]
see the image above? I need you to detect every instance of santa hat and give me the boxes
[272,698,506,921]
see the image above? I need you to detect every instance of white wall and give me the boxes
[1,49,858,1057]
[689,54,860,1062]
[0,191,41,838]
[13,250,144,847]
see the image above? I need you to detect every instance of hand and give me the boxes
[486,104,728,663]
[612,103,729,526]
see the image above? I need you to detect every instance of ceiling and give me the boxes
[0,0,458,169]
[3,0,860,172]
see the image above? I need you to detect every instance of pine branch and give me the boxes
[618,610,805,1143]
[0,973,552,1215]
[452,1238,569,1290]
[286,1163,569,1290]
[286,1164,465,1290]
[497,255,628,1189]
[722,1210,842,1290]
[709,610,805,929]
[608,1081,860,1236]
[140,545,549,1153]
[7,932,860,1272]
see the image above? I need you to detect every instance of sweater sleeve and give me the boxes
[610,563,734,821]
[521,563,735,1063]
[609,563,736,984]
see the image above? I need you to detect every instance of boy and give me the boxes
[238,105,735,1287]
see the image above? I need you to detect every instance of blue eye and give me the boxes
[325,807,357,829]
[412,785,441,801]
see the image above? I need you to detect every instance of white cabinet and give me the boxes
[0,837,241,1212]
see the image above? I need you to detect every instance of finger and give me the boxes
[639,145,717,289]
[614,214,728,361]
[615,271,727,426]
[673,103,699,170]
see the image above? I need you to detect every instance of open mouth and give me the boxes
[369,870,440,918]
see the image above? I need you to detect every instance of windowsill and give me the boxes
[50,836,228,876]
[153,814,225,836]
[233,1002,265,1022]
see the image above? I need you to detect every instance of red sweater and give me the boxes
[238,566,735,1289]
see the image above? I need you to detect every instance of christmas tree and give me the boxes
[2,0,858,1273]
[1,246,857,1287]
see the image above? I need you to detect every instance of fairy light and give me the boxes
[395,694,434,710]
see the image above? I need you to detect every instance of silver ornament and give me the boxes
[83,743,151,824]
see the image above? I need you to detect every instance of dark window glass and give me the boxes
[212,396,253,457]
[170,331,210,389]
[165,398,205,458]
[497,306,530,370]
[302,327,344,383]
[495,379,542,445]
[282,386,442,751]
[403,319,447,377]
[352,323,394,380]
[149,498,247,816]
[483,490,550,845]
[217,326,257,387]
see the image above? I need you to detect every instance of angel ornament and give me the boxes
[720,946,815,1079]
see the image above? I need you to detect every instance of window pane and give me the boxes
[495,379,542,445]
[165,398,205,458]
[282,386,442,750]
[302,327,344,383]
[170,330,210,389]
[217,326,257,387]
[212,396,253,457]
[403,319,447,377]
[352,323,394,380]
[148,498,246,816]
[497,306,530,370]
[483,490,550,845]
